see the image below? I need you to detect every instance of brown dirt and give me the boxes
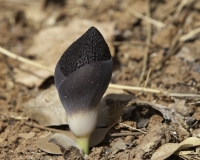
[0,0,200,160]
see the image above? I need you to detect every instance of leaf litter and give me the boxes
[0,0,200,160]
[36,87,134,156]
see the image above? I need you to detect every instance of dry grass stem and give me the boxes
[109,84,200,98]
[3,0,38,6]
[1,46,199,98]
[25,121,64,133]
[151,29,183,72]
[144,68,151,88]
[179,27,200,41]
[0,46,53,73]
[168,0,195,25]
[128,8,165,29]
[110,132,142,137]
[119,123,146,134]
[109,83,160,93]
[138,0,151,86]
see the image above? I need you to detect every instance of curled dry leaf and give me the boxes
[49,133,85,159]
[131,99,186,127]
[61,146,85,160]
[175,146,200,160]
[97,87,132,127]
[151,137,200,160]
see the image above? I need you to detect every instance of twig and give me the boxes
[179,27,200,42]
[25,121,65,133]
[174,0,188,15]
[138,0,151,86]
[0,46,200,98]
[128,8,165,29]
[0,46,53,73]
[144,68,151,88]
[188,101,200,105]
[109,84,200,98]
[3,0,38,6]
[109,132,142,137]
[173,0,189,20]
[119,123,146,134]
[109,83,160,93]
[169,93,200,98]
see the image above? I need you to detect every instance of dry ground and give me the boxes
[0,0,200,159]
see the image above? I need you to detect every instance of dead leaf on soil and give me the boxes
[111,138,127,154]
[89,123,116,147]
[131,99,186,127]
[169,97,193,117]
[36,90,133,155]
[37,131,76,154]
[14,19,115,87]
[23,86,134,127]
[151,137,200,160]
[175,146,200,160]
[131,123,170,160]
[36,126,113,155]
[97,87,131,127]
[37,134,62,154]
[23,86,68,126]
[18,132,35,140]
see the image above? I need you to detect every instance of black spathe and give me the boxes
[54,27,112,115]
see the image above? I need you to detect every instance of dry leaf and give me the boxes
[169,97,193,116]
[111,138,127,154]
[151,137,200,160]
[89,124,116,147]
[23,86,133,127]
[131,99,186,127]
[37,134,62,154]
[23,86,68,126]
[18,132,35,140]
[176,146,200,159]
[98,88,135,127]
[37,91,133,155]
[131,123,170,160]
[14,19,115,87]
